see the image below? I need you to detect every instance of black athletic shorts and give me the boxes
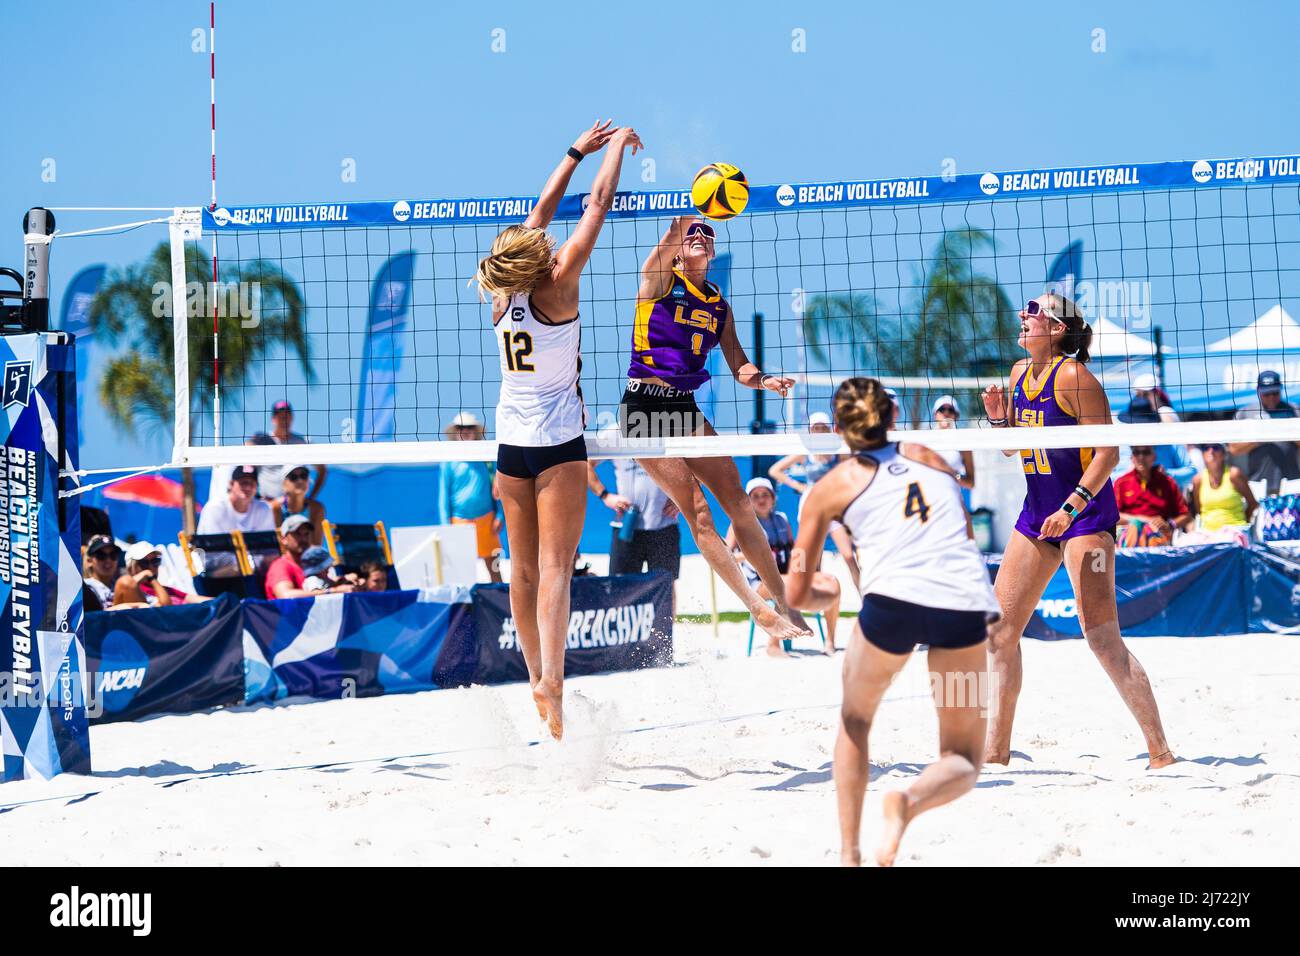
[1041,526,1118,550]
[609,524,682,579]
[619,380,707,438]
[857,593,995,656]
[496,434,588,480]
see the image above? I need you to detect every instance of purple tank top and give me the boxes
[627,270,728,392]
[1012,356,1119,541]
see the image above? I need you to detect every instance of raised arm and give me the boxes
[552,126,643,286]
[637,216,695,302]
[718,305,796,396]
[524,120,615,231]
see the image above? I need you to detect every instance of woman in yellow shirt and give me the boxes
[1190,443,1258,530]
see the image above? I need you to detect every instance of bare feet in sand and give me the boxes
[840,847,862,867]
[753,603,806,644]
[1148,749,1176,770]
[823,642,837,657]
[532,677,564,741]
[876,790,911,867]
[765,641,791,658]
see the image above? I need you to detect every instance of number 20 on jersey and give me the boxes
[1017,407,1052,475]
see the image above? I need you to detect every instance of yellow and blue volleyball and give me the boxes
[691,163,749,220]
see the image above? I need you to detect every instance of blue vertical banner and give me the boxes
[697,252,731,424]
[56,265,105,449]
[356,251,416,442]
[0,332,90,781]
[1046,239,1083,299]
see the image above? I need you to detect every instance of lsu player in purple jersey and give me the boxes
[619,215,809,651]
[982,292,1174,769]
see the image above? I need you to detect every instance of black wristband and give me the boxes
[566,147,584,162]
[1073,484,1094,503]
[599,489,609,501]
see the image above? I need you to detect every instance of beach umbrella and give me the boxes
[103,474,198,511]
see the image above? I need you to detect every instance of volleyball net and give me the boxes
[68,153,1300,464]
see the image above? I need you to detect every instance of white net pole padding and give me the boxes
[169,208,203,463]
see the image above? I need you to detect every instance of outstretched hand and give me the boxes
[572,119,617,156]
[761,374,796,398]
[983,384,1008,421]
[610,126,644,155]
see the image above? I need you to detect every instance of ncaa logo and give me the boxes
[776,184,796,207]
[392,200,411,222]
[979,172,1000,196]
[211,207,232,226]
[1192,160,1213,184]
[581,194,592,211]
[96,630,150,714]
[2,361,32,408]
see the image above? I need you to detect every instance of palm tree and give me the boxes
[88,242,309,532]
[800,228,1016,421]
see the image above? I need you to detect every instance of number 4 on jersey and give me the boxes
[903,481,930,522]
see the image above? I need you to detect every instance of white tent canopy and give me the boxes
[1089,316,1158,361]
[1203,304,1300,355]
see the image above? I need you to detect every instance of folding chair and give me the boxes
[322,520,399,589]
[179,531,253,598]
[746,603,826,656]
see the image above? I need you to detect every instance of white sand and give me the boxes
[4,625,1297,866]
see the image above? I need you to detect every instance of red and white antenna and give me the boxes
[209,0,217,211]
[210,1,221,443]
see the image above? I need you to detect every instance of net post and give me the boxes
[169,208,202,465]
[1,208,92,780]
[21,207,54,331]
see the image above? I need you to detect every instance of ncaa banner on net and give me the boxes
[0,332,90,782]
[200,153,1300,231]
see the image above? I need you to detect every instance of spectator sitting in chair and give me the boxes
[266,515,355,599]
[271,466,326,547]
[1229,370,1300,496]
[1114,446,1192,547]
[1189,443,1258,531]
[300,546,339,591]
[724,478,841,657]
[197,464,277,576]
[114,541,209,606]
[355,560,389,593]
[83,535,147,612]
[258,400,328,502]
[439,412,503,583]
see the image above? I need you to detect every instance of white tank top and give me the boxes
[841,444,998,614]
[494,292,586,446]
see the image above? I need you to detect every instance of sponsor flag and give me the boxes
[696,252,731,423]
[1046,240,1082,301]
[356,251,416,441]
[56,265,105,447]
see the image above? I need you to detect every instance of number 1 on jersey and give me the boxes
[903,482,930,523]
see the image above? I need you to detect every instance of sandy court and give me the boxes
[4,625,1297,866]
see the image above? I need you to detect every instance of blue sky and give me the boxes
[2,0,1297,470]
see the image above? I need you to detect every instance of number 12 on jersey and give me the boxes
[502,329,535,372]
[1016,407,1052,475]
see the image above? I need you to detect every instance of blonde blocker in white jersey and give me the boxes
[493,291,589,479]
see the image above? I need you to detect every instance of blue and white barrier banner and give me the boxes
[987,543,1249,640]
[473,573,673,684]
[0,333,90,781]
[243,586,474,703]
[1244,546,1300,634]
[84,593,244,724]
[203,155,1300,232]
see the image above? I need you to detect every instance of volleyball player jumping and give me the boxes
[474,119,642,740]
[621,215,808,651]
[982,293,1175,768]
[789,378,998,866]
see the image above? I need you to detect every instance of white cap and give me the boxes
[124,541,161,564]
[808,411,832,427]
[745,477,775,496]
[1132,373,1158,392]
[451,411,482,428]
[279,513,313,536]
[932,395,960,417]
